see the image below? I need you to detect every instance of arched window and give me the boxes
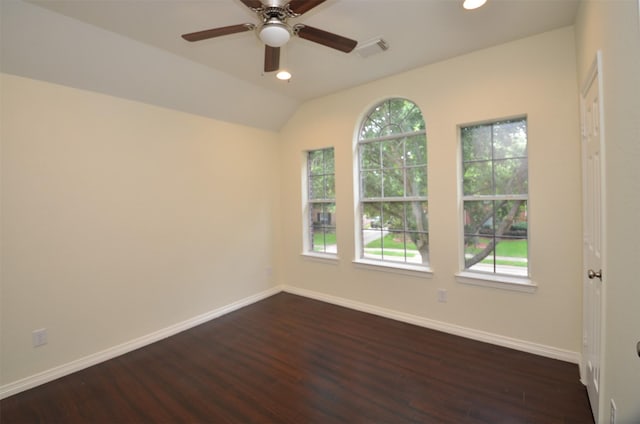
[356,98,429,267]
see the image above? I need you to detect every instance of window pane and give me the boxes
[360,143,380,169]
[324,148,335,173]
[309,175,325,199]
[495,200,526,232]
[464,200,494,236]
[402,106,426,132]
[312,228,337,253]
[494,237,527,276]
[382,231,407,262]
[506,201,528,240]
[363,201,384,260]
[406,201,428,232]
[405,135,427,166]
[325,174,335,198]
[493,120,527,159]
[385,202,405,231]
[463,200,528,275]
[363,202,382,228]
[362,170,382,198]
[308,150,324,175]
[463,161,493,196]
[406,167,427,197]
[360,99,426,140]
[363,230,383,261]
[494,159,527,195]
[389,98,409,123]
[383,169,404,197]
[381,139,403,168]
[306,147,336,255]
[310,203,336,253]
[407,200,429,265]
[465,241,496,273]
[368,104,387,130]
[462,125,491,161]
[360,118,380,140]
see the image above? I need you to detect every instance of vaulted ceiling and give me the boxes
[1,0,580,130]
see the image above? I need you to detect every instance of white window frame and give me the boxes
[455,117,536,292]
[302,147,337,260]
[354,98,432,276]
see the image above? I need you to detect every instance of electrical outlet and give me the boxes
[32,328,48,347]
[610,399,617,424]
[437,289,447,303]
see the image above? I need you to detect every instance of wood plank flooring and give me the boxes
[1,292,594,423]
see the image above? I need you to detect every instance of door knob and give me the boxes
[587,269,603,280]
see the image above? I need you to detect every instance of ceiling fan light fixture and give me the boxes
[463,0,487,10]
[259,20,291,47]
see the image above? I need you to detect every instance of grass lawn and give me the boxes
[364,249,416,258]
[467,238,528,268]
[467,238,527,258]
[496,239,527,257]
[481,258,527,267]
[365,234,418,250]
[313,232,336,246]
[364,235,527,266]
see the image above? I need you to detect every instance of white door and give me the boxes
[581,52,605,421]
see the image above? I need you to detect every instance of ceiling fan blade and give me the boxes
[295,25,357,53]
[182,24,254,42]
[264,46,280,72]
[288,0,326,15]
[239,0,263,9]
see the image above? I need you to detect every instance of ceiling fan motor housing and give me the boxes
[262,6,290,21]
[261,0,290,9]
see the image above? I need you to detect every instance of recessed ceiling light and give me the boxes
[463,0,487,10]
[276,70,292,81]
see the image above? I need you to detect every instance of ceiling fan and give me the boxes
[181,0,358,73]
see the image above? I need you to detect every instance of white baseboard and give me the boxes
[2,283,580,399]
[0,286,282,400]
[282,285,581,364]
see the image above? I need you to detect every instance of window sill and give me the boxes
[455,271,537,293]
[353,259,433,279]
[301,252,340,264]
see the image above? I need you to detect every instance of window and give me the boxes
[306,148,336,255]
[461,118,528,278]
[357,98,429,267]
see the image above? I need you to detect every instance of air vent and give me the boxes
[355,38,389,58]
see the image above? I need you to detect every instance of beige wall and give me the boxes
[279,27,582,354]
[1,74,280,385]
[5,20,626,406]
[575,1,640,422]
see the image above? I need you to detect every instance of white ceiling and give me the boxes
[2,0,580,130]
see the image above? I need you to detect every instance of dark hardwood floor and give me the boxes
[1,292,593,423]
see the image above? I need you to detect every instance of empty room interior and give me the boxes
[1,0,639,423]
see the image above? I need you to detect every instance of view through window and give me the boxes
[307,148,336,254]
[461,118,529,277]
[357,98,429,266]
